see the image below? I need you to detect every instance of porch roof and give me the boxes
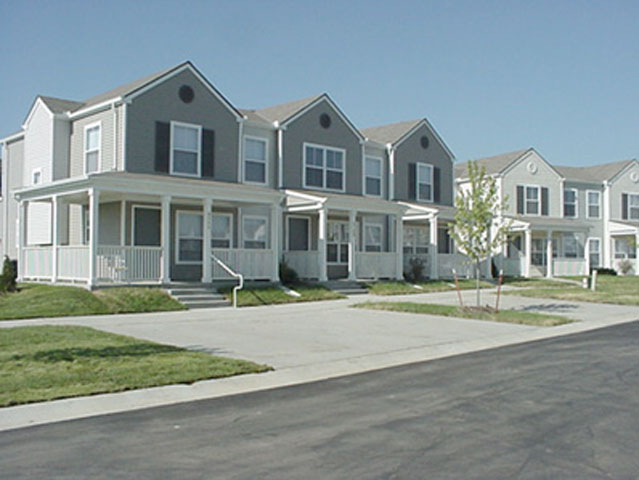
[398,201,456,221]
[13,171,285,204]
[284,189,406,215]
[609,220,639,235]
[505,215,590,232]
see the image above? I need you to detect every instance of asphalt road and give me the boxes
[2,322,639,479]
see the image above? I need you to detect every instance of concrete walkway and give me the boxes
[1,287,637,431]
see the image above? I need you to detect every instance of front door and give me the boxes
[327,221,349,265]
[531,238,546,266]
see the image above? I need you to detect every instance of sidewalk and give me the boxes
[1,288,637,432]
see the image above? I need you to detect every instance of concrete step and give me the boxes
[181,299,232,309]
[167,284,232,309]
[321,281,369,296]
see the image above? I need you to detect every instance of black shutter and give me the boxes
[541,187,549,216]
[516,185,524,214]
[622,193,628,220]
[155,122,170,173]
[201,129,215,178]
[433,166,441,204]
[408,163,416,200]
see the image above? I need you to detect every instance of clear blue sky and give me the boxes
[2,0,637,166]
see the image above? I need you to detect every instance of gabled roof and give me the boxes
[557,159,637,184]
[39,96,84,114]
[238,108,273,128]
[454,149,531,178]
[254,94,324,124]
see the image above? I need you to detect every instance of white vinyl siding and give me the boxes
[27,202,52,245]
[243,136,267,185]
[32,168,42,185]
[242,216,267,249]
[84,123,101,174]
[303,143,345,192]
[416,163,433,202]
[587,190,601,219]
[176,211,203,264]
[364,156,382,197]
[563,188,577,218]
[170,122,201,177]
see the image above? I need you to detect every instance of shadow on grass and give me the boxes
[12,343,182,363]
[517,303,580,313]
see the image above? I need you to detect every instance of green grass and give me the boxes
[0,325,271,407]
[505,275,639,306]
[220,284,345,307]
[0,284,185,321]
[353,301,572,326]
[366,279,493,296]
[500,277,576,288]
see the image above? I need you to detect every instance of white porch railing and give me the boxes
[503,257,525,277]
[438,253,471,278]
[23,246,53,279]
[58,246,89,281]
[212,249,275,280]
[283,251,320,279]
[553,258,587,276]
[355,252,396,279]
[97,246,162,282]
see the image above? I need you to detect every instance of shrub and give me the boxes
[279,260,299,285]
[591,267,617,276]
[404,257,425,283]
[618,259,634,275]
[0,256,17,294]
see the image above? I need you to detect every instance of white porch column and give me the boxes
[120,200,126,246]
[429,215,439,279]
[395,214,403,280]
[318,207,328,281]
[635,233,639,276]
[51,196,59,282]
[17,201,26,281]
[270,203,281,282]
[160,196,171,285]
[201,198,212,284]
[347,210,356,281]
[546,231,553,278]
[524,229,532,278]
[88,189,100,288]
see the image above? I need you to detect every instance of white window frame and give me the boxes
[403,225,430,255]
[363,222,383,252]
[586,190,601,219]
[627,193,639,221]
[83,121,101,175]
[302,142,346,192]
[243,135,268,186]
[363,155,383,198]
[563,188,578,218]
[416,163,434,203]
[286,215,311,251]
[131,205,161,246]
[175,210,203,265]
[211,212,233,249]
[242,215,268,250]
[524,185,541,216]
[588,237,601,267]
[170,121,202,178]
[32,168,42,185]
[327,220,350,265]
[562,233,578,258]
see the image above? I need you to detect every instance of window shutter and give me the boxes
[433,166,441,203]
[622,193,628,220]
[201,129,215,178]
[516,186,524,214]
[541,187,549,216]
[155,122,170,173]
[408,163,416,200]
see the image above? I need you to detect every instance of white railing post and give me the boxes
[546,230,553,278]
[429,215,439,280]
[51,196,59,282]
[348,210,356,281]
[88,189,100,288]
[395,214,403,280]
[17,200,26,281]
[270,203,281,282]
[161,196,171,285]
[318,207,328,281]
[524,229,532,278]
[211,253,243,308]
[202,198,212,284]
[635,233,639,276]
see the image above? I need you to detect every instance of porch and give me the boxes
[609,221,639,275]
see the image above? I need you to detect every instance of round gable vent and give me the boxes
[319,113,331,129]
[179,85,194,104]
[420,135,429,149]
[631,171,639,183]
[527,161,538,174]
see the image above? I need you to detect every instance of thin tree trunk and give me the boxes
[476,259,481,307]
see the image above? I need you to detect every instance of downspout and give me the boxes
[276,123,284,189]
[602,180,610,268]
[121,101,128,171]
[111,102,118,170]
[237,117,245,182]
[386,143,395,200]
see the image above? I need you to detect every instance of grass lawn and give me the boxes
[366,279,493,296]
[0,284,185,321]
[353,301,572,326]
[505,275,639,306]
[220,284,345,307]
[500,277,577,288]
[0,325,270,407]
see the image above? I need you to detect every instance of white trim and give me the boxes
[169,121,202,178]
[624,192,639,221]
[563,187,578,218]
[416,162,434,203]
[363,221,383,252]
[608,159,639,185]
[518,184,541,216]
[587,237,601,269]
[31,168,42,186]
[277,128,284,189]
[242,214,268,249]
[131,204,161,246]
[302,142,346,193]
[237,120,244,183]
[286,214,311,251]
[243,135,269,186]
[363,155,383,198]
[175,210,204,265]
[326,220,350,265]
[69,98,122,120]
[211,212,233,249]
[83,121,102,175]
[22,97,53,129]
[121,102,127,170]
[586,189,601,219]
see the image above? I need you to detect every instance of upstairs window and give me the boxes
[364,156,382,196]
[525,186,540,215]
[304,144,345,191]
[587,191,601,218]
[416,163,433,202]
[244,137,267,184]
[171,122,201,177]
[563,188,577,218]
[629,194,639,220]
[84,123,101,174]
[32,168,42,185]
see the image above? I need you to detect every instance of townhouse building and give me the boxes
[0,61,457,287]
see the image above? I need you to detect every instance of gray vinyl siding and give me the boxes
[393,123,454,206]
[564,181,604,239]
[69,108,116,177]
[4,139,24,259]
[242,125,277,188]
[363,144,387,200]
[281,99,362,194]
[610,162,639,220]
[125,68,239,183]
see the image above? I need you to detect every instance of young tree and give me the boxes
[449,161,511,307]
